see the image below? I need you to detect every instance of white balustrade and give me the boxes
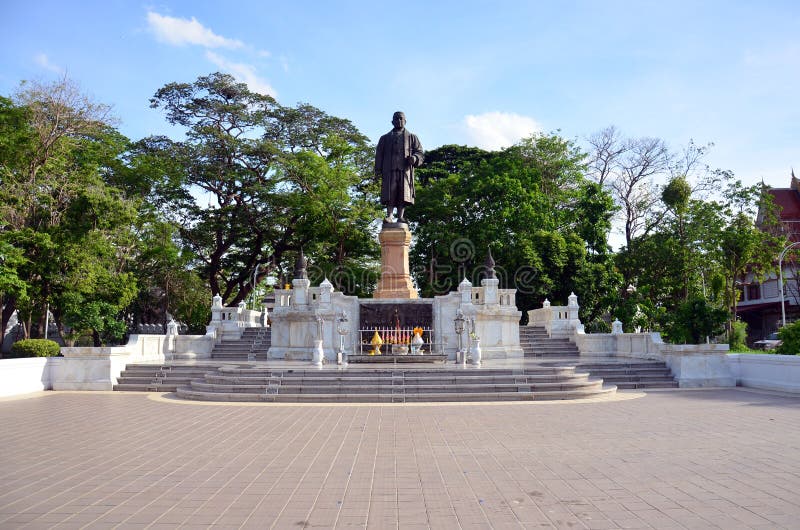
[527,295,580,338]
[498,289,516,306]
[470,287,485,305]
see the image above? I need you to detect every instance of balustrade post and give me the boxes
[567,292,580,324]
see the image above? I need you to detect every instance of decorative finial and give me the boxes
[484,248,496,279]
[294,248,308,279]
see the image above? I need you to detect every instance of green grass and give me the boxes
[728,347,798,355]
[729,346,768,354]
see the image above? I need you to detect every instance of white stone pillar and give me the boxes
[319,278,333,307]
[292,278,311,306]
[567,292,580,322]
[459,277,473,305]
[166,319,179,358]
[481,277,499,305]
[211,294,223,323]
[237,301,247,327]
[312,315,324,366]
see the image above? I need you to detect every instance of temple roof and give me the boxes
[761,171,800,241]
[770,188,800,219]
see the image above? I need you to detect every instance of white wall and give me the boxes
[0,357,56,396]
[0,333,214,396]
[728,354,800,393]
[661,345,734,387]
[53,334,213,390]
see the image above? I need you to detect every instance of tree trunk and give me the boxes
[38,304,49,340]
[1,297,16,341]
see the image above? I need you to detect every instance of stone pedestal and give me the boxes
[374,224,418,299]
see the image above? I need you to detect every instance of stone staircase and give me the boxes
[576,361,678,389]
[520,326,677,389]
[114,364,218,392]
[210,327,271,361]
[174,365,616,403]
[520,326,580,357]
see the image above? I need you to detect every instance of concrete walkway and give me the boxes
[0,388,798,529]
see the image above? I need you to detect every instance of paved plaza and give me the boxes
[0,388,799,529]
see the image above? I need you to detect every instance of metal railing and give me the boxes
[358,327,433,355]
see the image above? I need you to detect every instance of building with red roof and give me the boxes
[738,171,800,342]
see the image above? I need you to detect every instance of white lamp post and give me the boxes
[778,241,800,327]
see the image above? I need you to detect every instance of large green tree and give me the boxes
[0,78,139,345]
[616,174,783,341]
[142,73,380,305]
[411,135,620,324]
[126,220,210,334]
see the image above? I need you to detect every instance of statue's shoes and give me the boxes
[383,217,395,223]
[398,218,408,224]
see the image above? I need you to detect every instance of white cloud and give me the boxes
[34,53,64,74]
[146,11,243,49]
[462,112,542,150]
[205,51,277,97]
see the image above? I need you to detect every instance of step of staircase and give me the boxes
[519,326,677,389]
[176,387,616,403]
[172,365,615,403]
[575,361,678,389]
[520,326,579,357]
[210,327,271,361]
[114,364,218,392]
[113,362,617,402]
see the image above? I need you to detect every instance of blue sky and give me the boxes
[2,1,799,191]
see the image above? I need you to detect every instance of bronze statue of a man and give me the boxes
[375,111,424,224]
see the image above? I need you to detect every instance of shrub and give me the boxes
[776,322,800,355]
[9,339,61,358]
[584,320,611,334]
[663,296,728,344]
[728,320,748,351]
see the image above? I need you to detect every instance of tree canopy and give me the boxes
[141,73,380,304]
[410,135,620,325]
[0,79,138,345]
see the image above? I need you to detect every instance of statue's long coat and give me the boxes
[375,128,424,205]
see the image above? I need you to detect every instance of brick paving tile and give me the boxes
[1,388,800,528]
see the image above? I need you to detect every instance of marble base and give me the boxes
[374,225,417,299]
[347,354,447,363]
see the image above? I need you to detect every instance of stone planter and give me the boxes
[312,340,324,366]
[470,339,482,366]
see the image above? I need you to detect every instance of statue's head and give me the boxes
[392,111,406,129]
